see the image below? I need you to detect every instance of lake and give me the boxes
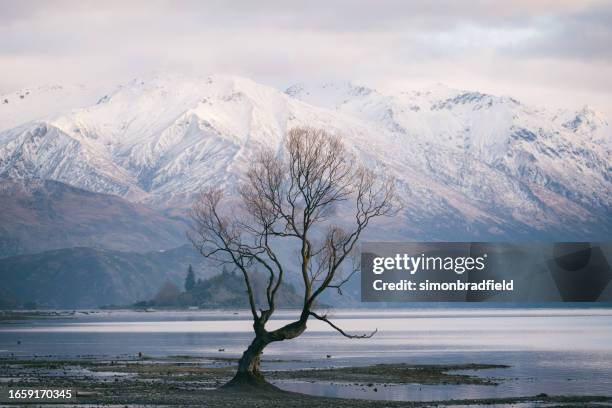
[1,308,611,402]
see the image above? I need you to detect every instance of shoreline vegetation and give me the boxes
[0,310,79,321]
[1,355,610,407]
[3,305,612,323]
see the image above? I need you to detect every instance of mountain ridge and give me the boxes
[0,178,188,257]
[0,74,610,240]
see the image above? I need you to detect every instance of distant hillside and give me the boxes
[0,178,188,257]
[0,245,214,308]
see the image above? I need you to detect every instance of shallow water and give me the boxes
[1,308,611,402]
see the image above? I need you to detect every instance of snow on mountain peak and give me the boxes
[286,81,376,108]
[0,74,610,239]
[0,83,103,133]
[562,105,608,132]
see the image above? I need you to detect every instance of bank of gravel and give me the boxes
[1,356,610,407]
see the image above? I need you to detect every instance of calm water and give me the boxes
[1,308,611,402]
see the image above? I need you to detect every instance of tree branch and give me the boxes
[190,127,397,345]
[309,311,377,339]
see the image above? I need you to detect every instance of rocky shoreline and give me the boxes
[1,355,610,407]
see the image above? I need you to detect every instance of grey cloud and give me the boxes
[0,0,610,115]
[510,3,612,61]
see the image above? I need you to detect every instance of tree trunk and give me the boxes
[222,335,275,389]
[221,320,307,390]
[237,336,267,380]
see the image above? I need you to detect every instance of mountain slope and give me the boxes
[0,74,610,240]
[0,245,212,308]
[0,178,188,257]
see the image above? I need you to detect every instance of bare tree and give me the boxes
[189,127,398,388]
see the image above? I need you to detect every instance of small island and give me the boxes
[133,266,304,309]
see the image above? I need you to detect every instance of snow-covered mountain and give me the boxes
[0,74,610,240]
[0,84,105,133]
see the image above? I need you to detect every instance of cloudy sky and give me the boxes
[1,0,611,114]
